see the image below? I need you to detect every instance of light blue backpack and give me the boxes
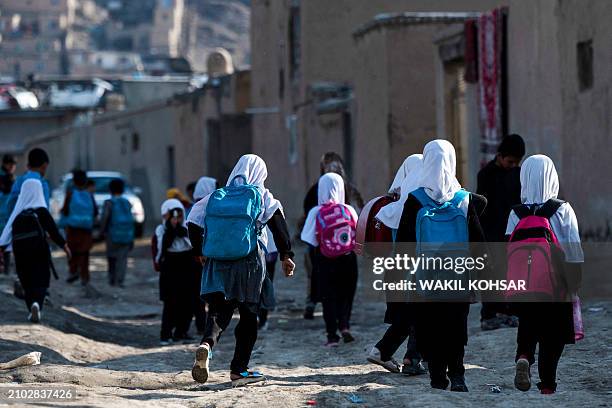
[66,189,95,229]
[109,197,134,244]
[203,176,263,261]
[412,187,470,300]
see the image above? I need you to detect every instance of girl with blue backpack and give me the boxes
[505,155,583,394]
[301,172,359,347]
[367,154,427,375]
[62,170,97,286]
[396,140,487,392]
[100,179,135,287]
[187,154,295,387]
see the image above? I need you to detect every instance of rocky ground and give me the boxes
[0,240,610,407]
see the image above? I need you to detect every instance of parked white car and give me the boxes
[50,171,145,237]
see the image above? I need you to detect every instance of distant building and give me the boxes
[0,0,105,77]
[69,50,143,76]
[150,0,185,57]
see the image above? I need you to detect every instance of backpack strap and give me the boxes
[536,198,565,219]
[512,199,565,220]
[25,209,59,280]
[511,204,532,220]
[410,187,434,208]
[449,189,469,208]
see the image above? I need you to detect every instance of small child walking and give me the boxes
[368,154,426,375]
[63,170,97,286]
[301,172,359,346]
[506,155,583,394]
[153,199,197,345]
[0,179,70,322]
[100,179,134,287]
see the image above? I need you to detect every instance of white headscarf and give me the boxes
[155,198,191,262]
[226,154,283,223]
[375,154,423,229]
[161,198,186,221]
[301,172,358,247]
[506,154,583,262]
[388,155,420,194]
[519,155,559,204]
[193,177,217,201]
[418,139,462,203]
[317,172,345,205]
[0,179,47,247]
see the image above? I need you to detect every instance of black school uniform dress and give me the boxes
[157,222,197,340]
[397,192,487,388]
[12,207,66,311]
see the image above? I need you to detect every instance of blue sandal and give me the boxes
[231,371,266,387]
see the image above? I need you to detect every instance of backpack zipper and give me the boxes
[527,251,532,290]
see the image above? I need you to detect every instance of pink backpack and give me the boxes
[315,202,356,258]
[506,199,565,300]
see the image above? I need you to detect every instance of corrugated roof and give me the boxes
[353,12,481,39]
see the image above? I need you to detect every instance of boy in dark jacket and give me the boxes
[476,134,525,330]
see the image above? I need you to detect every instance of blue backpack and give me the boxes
[66,189,95,229]
[203,176,263,260]
[412,187,470,300]
[109,197,134,244]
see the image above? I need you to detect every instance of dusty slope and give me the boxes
[0,242,609,407]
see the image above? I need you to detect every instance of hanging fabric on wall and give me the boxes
[477,8,505,164]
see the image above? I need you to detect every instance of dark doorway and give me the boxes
[207,114,253,182]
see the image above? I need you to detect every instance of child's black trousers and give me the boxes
[316,251,358,340]
[200,293,258,375]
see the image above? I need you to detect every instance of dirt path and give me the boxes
[0,241,610,407]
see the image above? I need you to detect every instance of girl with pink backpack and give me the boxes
[301,172,359,346]
[505,155,584,395]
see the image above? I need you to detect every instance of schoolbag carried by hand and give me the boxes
[66,189,94,229]
[505,198,565,300]
[203,176,263,260]
[109,197,134,244]
[412,187,470,300]
[315,202,356,258]
[355,195,395,256]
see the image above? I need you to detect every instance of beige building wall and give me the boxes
[17,71,251,227]
[507,0,612,235]
[251,0,501,222]
[24,99,205,224]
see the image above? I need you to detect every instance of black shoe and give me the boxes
[303,306,315,320]
[450,376,469,392]
[66,274,79,284]
[341,331,355,343]
[402,359,428,376]
[431,380,448,390]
